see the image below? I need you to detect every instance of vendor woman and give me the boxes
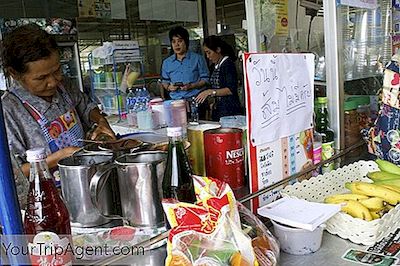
[1,24,116,179]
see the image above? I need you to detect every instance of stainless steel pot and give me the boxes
[90,151,167,228]
[58,153,118,228]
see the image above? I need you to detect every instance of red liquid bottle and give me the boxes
[24,148,73,265]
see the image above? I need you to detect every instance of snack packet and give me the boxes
[163,176,256,266]
[238,203,279,266]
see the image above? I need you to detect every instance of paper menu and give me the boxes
[245,53,314,146]
[257,197,341,231]
[254,129,314,208]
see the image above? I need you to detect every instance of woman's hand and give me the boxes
[21,146,82,177]
[195,89,212,104]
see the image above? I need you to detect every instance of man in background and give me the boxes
[161,26,209,100]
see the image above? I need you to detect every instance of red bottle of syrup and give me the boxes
[24,147,73,265]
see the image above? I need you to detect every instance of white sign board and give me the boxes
[340,0,378,9]
[245,53,315,146]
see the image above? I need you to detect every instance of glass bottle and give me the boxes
[162,127,196,203]
[315,97,335,173]
[24,148,73,265]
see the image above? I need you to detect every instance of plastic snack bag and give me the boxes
[193,175,240,225]
[163,202,256,266]
[238,203,279,266]
[163,176,257,266]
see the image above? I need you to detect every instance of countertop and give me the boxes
[280,231,369,266]
[95,231,384,266]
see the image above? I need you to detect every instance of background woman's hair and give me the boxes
[203,35,237,61]
[1,24,58,76]
[169,26,190,49]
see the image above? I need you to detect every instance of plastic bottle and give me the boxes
[126,88,137,126]
[142,86,151,111]
[24,147,73,265]
[315,97,335,173]
[136,86,153,129]
[162,127,196,204]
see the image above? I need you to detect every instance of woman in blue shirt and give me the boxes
[195,35,243,121]
[161,26,209,100]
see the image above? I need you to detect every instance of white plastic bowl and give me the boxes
[271,220,325,255]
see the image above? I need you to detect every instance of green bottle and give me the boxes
[315,97,335,173]
[162,127,196,203]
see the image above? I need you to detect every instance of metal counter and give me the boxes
[280,232,367,266]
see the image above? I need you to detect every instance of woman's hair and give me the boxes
[203,35,237,61]
[1,24,58,75]
[169,26,190,48]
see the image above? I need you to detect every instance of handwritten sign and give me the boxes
[245,53,315,146]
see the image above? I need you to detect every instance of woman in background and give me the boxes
[195,35,243,121]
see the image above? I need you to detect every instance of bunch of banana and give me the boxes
[324,181,399,221]
[323,159,400,221]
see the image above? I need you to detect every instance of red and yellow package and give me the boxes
[163,176,257,266]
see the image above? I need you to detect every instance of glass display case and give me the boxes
[88,41,144,118]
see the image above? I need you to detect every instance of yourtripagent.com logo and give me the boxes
[0,234,146,265]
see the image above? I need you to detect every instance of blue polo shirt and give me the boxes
[161,51,209,99]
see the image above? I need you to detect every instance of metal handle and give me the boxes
[89,162,121,219]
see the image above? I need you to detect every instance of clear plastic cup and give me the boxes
[137,111,153,130]
[163,100,187,128]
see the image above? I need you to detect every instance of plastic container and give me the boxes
[137,110,153,130]
[163,100,187,131]
[149,98,165,128]
[271,220,325,255]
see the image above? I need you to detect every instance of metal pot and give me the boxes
[90,151,167,228]
[58,153,118,228]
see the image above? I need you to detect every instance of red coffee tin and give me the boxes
[203,128,244,189]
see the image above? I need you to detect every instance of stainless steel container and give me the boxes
[90,151,167,228]
[58,153,116,228]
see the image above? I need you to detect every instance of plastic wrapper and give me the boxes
[163,176,279,266]
[238,203,279,266]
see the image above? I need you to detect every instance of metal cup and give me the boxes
[90,151,167,227]
[58,153,116,227]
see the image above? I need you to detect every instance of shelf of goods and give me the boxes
[89,47,143,118]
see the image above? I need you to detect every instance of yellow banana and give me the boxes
[324,193,369,204]
[354,182,400,205]
[341,200,373,221]
[376,159,400,175]
[370,211,381,220]
[380,184,400,194]
[359,197,385,211]
[345,182,369,195]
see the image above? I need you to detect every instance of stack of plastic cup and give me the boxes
[163,100,187,133]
